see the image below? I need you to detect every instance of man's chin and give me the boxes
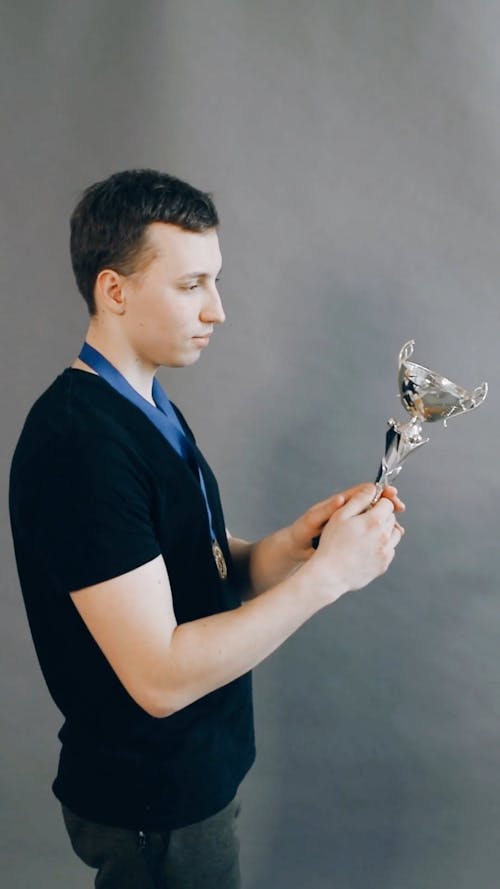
[165,351,202,369]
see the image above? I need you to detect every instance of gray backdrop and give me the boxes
[1,2,499,887]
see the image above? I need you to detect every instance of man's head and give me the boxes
[70,169,225,369]
[70,169,219,316]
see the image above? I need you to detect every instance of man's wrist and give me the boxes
[279,523,308,567]
[298,552,349,607]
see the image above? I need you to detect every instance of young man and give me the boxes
[9,169,404,889]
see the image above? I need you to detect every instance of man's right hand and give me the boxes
[310,483,403,602]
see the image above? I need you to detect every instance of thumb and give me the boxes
[309,492,346,527]
[335,483,377,519]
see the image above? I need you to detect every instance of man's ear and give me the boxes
[94,269,126,315]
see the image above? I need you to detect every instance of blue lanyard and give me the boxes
[78,342,219,546]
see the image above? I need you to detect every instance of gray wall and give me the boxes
[2,2,499,887]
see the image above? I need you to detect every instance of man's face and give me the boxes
[119,222,225,368]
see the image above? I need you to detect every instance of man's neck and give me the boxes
[72,328,158,406]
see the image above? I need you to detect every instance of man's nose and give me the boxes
[201,286,226,325]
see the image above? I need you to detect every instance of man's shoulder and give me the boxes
[11,370,127,482]
[12,372,71,461]
[10,368,195,492]
[17,367,147,441]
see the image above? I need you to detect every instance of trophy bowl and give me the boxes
[398,340,488,425]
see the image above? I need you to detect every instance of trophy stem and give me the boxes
[371,416,428,506]
[370,481,385,507]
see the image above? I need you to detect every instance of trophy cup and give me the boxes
[371,340,488,504]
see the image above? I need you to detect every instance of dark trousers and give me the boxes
[61,796,242,889]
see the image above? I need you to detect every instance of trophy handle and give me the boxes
[398,340,415,368]
[441,380,488,425]
[475,381,489,402]
[468,381,488,410]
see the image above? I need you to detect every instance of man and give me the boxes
[9,169,404,889]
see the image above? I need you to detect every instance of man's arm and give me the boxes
[227,527,311,598]
[227,484,405,598]
[70,484,403,719]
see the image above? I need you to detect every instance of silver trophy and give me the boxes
[372,340,488,504]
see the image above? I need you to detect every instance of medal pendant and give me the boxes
[212,540,228,580]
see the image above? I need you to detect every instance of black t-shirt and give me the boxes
[9,368,255,830]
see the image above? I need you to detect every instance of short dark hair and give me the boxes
[70,168,219,315]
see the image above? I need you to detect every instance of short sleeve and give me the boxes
[22,427,162,595]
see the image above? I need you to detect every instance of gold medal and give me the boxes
[212,540,228,580]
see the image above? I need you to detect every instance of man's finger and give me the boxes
[391,523,404,546]
[335,482,375,502]
[336,484,379,519]
[381,486,406,511]
[309,492,345,527]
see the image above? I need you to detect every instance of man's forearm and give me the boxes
[228,527,304,598]
[161,561,333,716]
